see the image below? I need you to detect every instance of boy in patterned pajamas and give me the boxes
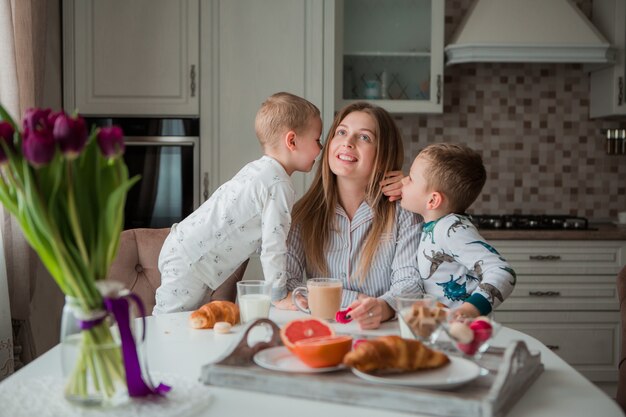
[400,143,516,317]
[153,92,323,314]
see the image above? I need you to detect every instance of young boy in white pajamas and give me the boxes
[154,92,323,314]
[400,143,516,318]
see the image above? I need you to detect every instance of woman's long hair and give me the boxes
[291,102,404,282]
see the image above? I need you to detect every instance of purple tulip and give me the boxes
[22,128,56,167]
[22,108,52,133]
[53,113,87,158]
[97,126,125,158]
[47,111,64,130]
[21,108,58,166]
[0,121,15,164]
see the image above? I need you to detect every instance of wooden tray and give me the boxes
[199,319,543,417]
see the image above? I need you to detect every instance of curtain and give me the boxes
[0,225,13,380]
[0,0,19,379]
[0,0,51,374]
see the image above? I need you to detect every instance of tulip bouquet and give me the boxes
[0,104,139,403]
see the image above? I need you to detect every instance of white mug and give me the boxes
[618,211,626,224]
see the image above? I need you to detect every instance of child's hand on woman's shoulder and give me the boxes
[380,171,404,202]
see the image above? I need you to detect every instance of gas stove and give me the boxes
[468,214,589,230]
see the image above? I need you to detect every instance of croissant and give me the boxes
[189,300,240,329]
[343,335,449,373]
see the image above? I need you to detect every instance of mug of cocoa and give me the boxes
[292,278,343,321]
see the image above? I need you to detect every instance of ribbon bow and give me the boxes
[79,287,171,397]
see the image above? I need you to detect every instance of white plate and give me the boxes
[351,356,482,389]
[253,346,345,373]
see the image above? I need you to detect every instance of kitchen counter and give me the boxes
[480,223,626,240]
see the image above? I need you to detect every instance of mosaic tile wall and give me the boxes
[395,0,626,221]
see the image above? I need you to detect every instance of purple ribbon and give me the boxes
[80,293,171,397]
[79,315,105,330]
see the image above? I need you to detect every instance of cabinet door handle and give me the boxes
[203,172,209,201]
[528,255,561,261]
[436,74,442,104]
[546,344,560,351]
[618,76,624,106]
[528,291,561,297]
[190,64,197,97]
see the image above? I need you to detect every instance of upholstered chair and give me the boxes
[106,228,248,316]
[617,265,626,411]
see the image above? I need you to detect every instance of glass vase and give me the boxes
[60,296,128,407]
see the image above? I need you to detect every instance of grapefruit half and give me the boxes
[292,335,353,368]
[280,318,334,352]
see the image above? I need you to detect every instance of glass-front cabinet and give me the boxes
[325,0,444,114]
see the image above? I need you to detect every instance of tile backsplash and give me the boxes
[395,0,626,221]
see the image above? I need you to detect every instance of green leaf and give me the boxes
[0,110,135,308]
[0,104,18,131]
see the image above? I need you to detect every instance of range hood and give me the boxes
[445,0,614,65]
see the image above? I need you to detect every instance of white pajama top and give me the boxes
[154,156,294,314]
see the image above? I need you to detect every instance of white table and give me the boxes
[2,308,624,417]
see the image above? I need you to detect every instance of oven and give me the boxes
[85,117,200,229]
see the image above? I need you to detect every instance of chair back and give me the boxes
[106,228,248,316]
[107,228,170,315]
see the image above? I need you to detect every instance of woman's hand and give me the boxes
[272,292,298,311]
[348,295,394,330]
[380,170,404,202]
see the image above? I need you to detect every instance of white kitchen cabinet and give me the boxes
[200,0,325,281]
[63,0,199,116]
[324,0,445,114]
[494,240,626,397]
[200,0,325,199]
[495,311,620,391]
[589,0,626,118]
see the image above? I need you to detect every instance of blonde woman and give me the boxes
[280,102,423,329]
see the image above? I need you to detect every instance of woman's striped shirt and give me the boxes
[286,201,424,310]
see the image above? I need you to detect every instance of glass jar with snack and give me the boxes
[442,314,501,360]
[395,294,449,345]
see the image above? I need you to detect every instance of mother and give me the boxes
[281,102,423,329]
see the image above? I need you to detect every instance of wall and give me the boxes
[395,0,626,221]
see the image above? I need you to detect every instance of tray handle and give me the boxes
[213,318,283,366]
[485,340,544,412]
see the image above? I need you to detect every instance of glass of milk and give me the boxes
[236,280,272,323]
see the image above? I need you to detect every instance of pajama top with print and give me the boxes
[418,213,516,315]
[154,156,294,314]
